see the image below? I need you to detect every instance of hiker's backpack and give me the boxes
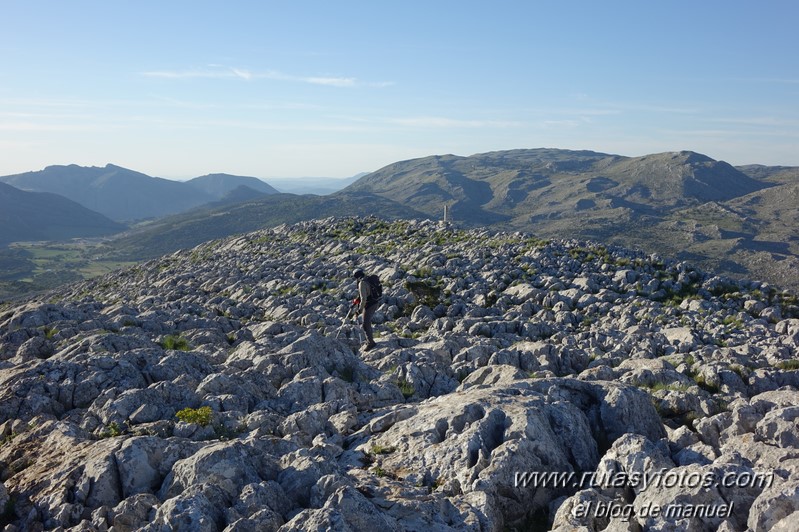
[366,274,383,304]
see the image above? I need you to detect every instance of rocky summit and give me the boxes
[1,217,798,531]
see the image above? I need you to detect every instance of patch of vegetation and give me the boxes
[176,406,213,426]
[160,334,190,351]
[709,283,740,297]
[275,285,297,297]
[662,282,702,307]
[0,432,17,447]
[777,292,799,319]
[693,373,721,394]
[647,381,692,393]
[722,315,744,329]
[370,444,397,455]
[775,359,799,371]
[99,421,124,438]
[405,279,442,308]
[680,411,700,430]
[397,378,415,399]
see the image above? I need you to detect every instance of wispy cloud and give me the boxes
[141,65,390,88]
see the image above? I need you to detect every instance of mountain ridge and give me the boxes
[0,182,125,246]
[1,148,797,296]
[0,164,214,222]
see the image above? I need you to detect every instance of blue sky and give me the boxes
[1,1,797,179]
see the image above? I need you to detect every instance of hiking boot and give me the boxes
[364,341,377,351]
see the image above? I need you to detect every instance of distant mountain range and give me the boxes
[0,164,283,222]
[0,182,124,246]
[346,149,766,220]
[1,149,797,294]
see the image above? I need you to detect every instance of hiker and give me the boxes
[352,269,381,351]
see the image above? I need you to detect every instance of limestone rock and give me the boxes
[0,217,796,530]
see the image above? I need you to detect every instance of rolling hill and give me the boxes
[105,192,426,260]
[0,182,125,246]
[343,148,798,289]
[344,149,768,226]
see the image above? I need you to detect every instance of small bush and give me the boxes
[397,378,415,399]
[405,279,441,308]
[161,334,190,351]
[176,406,213,426]
[99,421,123,438]
[370,444,397,455]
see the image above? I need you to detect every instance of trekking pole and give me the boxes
[335,301,359,340]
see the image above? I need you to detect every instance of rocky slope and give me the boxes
[0,217,798,531]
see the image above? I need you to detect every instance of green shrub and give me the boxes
[161,334,190,351]
[405,279,441,308]
[99,421,123,438]
[370,444,397,455]
[397,378,415,399]
[176,406,213,426]
[722,315,744,329]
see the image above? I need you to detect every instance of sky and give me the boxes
[1,1,798,180]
